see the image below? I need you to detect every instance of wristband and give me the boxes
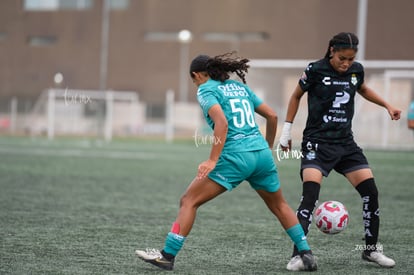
[279,122,292,147]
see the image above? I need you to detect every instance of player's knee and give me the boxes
[179,194,190,208]
[179,193,200,209]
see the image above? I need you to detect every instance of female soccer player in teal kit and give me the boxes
[135,52,317,272]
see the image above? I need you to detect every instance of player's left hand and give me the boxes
[197,159,217,179]
[387,106,401,120]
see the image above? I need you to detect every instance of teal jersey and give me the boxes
[408,101,414,120]
[197,79,269,153]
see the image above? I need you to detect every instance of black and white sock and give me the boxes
[292,181,320,257]
[355,178,380,254]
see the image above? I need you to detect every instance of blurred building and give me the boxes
[0,0,414,146]
[1,0,414,104]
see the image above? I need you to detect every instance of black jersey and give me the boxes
[299,58,364,144]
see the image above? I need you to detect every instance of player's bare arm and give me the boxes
[280,84,305,151]
[197,104,228,179]
[285,84,305,123]
[358,83,401,120]
[255,103,277,148]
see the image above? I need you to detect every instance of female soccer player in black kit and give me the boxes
[279,32,401,271]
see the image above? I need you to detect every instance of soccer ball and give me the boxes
[314,200,349,234]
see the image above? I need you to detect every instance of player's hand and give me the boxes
[197,159,217,179]
[280,140,292,152]
[279,122,292,152]
[387,106,401,120]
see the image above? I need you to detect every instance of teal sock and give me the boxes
[163,232,186,257]
[286,224,310,252]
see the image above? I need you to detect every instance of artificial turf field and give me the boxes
[0,136,413,274]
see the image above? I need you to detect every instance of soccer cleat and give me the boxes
[300,250,318,271]
[286,255,305,271]
[135,248,174,271]
[362,250,395,268]
[286,251,317,272]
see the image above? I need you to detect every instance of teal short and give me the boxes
[208,148,280,192]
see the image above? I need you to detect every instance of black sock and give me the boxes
[292,181,320,257]
[355,178,379,253]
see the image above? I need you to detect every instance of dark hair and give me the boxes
[324,32,359,58]
[189,52,250,83]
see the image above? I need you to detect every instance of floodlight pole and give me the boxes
[178,30,192,102]
[356,0,368,61]
[100,0,110,91]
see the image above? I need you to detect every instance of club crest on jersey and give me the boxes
[351,74,358,85]
[306,150,316,160]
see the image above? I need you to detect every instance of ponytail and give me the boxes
[189,52,250,84]
[324,32,359,58]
